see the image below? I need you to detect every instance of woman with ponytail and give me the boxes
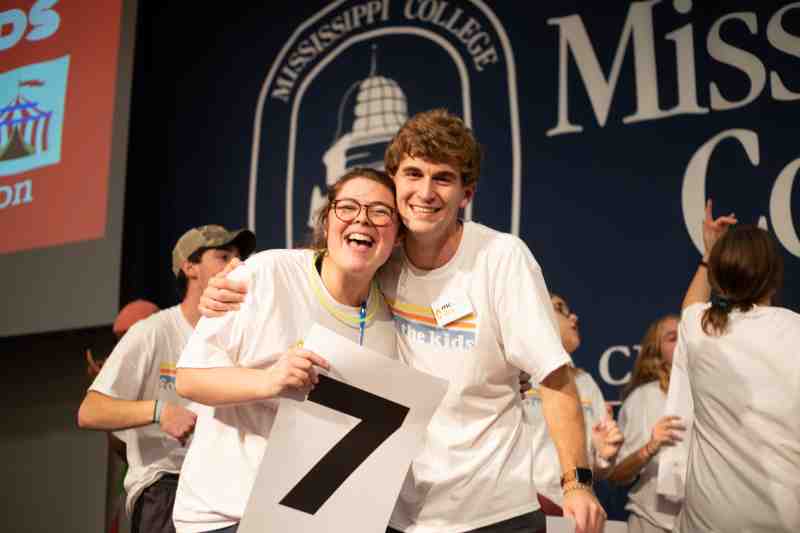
[674,200,799,532]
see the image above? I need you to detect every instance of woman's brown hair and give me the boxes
[621,314,679,401]
[307,167,399,251]
[702,225,783,335]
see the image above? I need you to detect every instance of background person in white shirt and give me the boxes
[78,225,255,533]
[527,294,623,519]
[607,314,686,533]
[675,201,799,533]
[172,168,400,533]
[85,299,160,533]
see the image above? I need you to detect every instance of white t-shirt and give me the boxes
[172,249,397,533]
[617,381,682,530]
[89,305,195,514]
[380,222,570,533]
[528,370,606,506]
[675,303,800,533]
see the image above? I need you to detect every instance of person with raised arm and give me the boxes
[673,200,799,532]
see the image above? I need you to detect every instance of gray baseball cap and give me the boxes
[171,224,256,276]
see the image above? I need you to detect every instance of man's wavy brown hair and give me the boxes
[384,108,482,186]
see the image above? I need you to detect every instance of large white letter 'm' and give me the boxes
[547,0,665,136]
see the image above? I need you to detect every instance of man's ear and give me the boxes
[460,183,476,209]
[181,260,199,280]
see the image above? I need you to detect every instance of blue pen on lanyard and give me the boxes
[359,301,367,346]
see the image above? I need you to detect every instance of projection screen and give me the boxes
[0,0,137,337]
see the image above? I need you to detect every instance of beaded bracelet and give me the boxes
[562,481,594,496]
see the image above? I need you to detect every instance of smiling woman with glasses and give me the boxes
[171,167,401,533]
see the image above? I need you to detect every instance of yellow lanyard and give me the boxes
[307,252,379,329]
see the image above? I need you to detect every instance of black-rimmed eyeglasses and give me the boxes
[331,199,396,227]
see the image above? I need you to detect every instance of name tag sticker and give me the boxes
[431,290,473,328]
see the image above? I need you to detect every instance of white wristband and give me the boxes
[153,399,165,424]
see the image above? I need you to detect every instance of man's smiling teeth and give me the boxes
[411,205,439,213]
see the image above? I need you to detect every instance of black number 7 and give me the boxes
[279,374,410,515]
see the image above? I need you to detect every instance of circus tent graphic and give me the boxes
[0,55,69,177]
[0,90,54,162]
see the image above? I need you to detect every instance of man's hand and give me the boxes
[199,257,247,317]
[591,418,624,462]
[703,199,737,259]
[562,488,607,533]
[263,348,331,398]
[159,403,197,445]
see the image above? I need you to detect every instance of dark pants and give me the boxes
[205,525,238,533]
[131,473,179,533]
[388,510,546,533]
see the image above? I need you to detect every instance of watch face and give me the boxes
[561,467,594,487]
[576,467,593,485]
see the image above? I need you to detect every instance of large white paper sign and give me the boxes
[239,324,448,533]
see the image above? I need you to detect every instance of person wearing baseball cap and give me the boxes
[78,225,255,533]
[170,225,256,322]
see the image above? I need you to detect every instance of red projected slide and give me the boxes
[0,0,123,254]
